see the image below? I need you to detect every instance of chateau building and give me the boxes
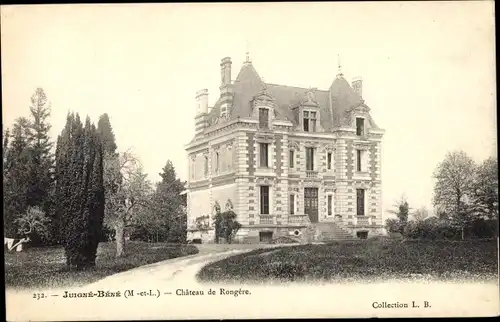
[185,54,385,243]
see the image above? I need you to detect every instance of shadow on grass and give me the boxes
[5,241,199,290]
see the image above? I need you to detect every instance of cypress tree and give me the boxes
[55,113,105,270]
[154,161,187,243]
[97,113,117,156]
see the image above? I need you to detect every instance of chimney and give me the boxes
[195,89,209,115]
[219,57,234,119]
[220,57,232,88]
[194,89,209,138]
[352,77,363,98]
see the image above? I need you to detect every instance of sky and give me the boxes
[1,2,496,217]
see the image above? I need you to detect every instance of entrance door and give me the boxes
[304,188,319,223]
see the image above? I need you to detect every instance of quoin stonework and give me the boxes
[185,54,385,243]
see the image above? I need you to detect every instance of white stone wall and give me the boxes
[189,189,211,226]
[211,183,237,212]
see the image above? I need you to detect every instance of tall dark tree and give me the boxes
[98,113,123,250]
[3,118,32,238]
[154,161,187,243]
[55,113,105,270]
[3,128,10,180]
[26,88,54,211]
[97,113,117,156]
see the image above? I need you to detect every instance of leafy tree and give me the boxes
[55,113,105,270]
[412,206,429,223]
[432,150,476,239]
[385,218,403,234]
[387,195,410,235]
[14,206,51,242]
[3,117,32,238]
[154,161,187,243]
[213,199,242,244]
[471,156,498,220]
[103,150,153,256]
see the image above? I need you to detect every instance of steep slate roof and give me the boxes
[206,61,378,131]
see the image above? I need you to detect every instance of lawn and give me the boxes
[197,239,498,284]
[5,241,199,290]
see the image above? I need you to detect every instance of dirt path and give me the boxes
[82,243,280,290]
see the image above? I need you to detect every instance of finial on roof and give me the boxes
[337,54,344,78]
[261,77,267,91]
[245,40,252,63]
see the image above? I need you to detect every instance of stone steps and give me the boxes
[313,222,355,241]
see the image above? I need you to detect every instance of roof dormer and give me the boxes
[251,83,276,131]
[292,88,325,133]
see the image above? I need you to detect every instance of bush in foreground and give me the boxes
[197,239,498,283]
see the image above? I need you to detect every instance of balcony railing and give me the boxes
[287,215,310,225]
[356,216,372,226]
[259,215,274,225]
[306,170,318,178]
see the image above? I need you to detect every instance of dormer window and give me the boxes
[356,117,365,136]
[303,111,317,132]
[259,108,269,129]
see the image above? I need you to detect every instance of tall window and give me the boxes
[306,147,314,171]
[260,186,270,215]
[356,189,365,216]
[356,149,362,172]
[303,111,317,132]
[227,146,232,171]
[356,117,365,136]
[260,143,269,167]
[259,108,269,129]
[289,194,295,215]
[328,195,333,216]
[204,156,208,177]
[327,152,332,170]
[289,150,295,168]
[215,152,219,173]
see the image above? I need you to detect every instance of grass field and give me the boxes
[5,241,199,290]
[197,239,499,284]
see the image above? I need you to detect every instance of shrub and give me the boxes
[271,236,300,244]
[213,200,242,244]
[265,261,306,281]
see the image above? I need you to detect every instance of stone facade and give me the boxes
[185,55,385,243]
